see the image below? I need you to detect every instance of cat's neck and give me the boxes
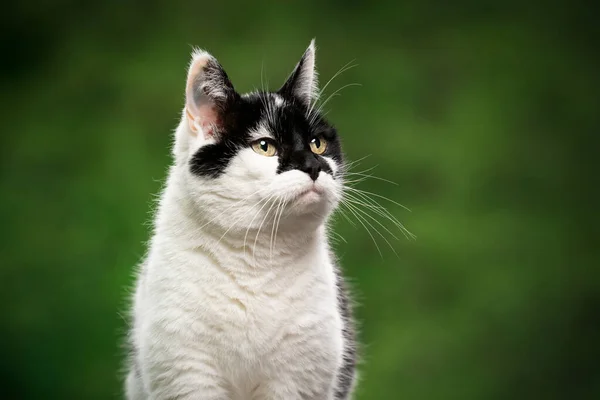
[152,168,329,268]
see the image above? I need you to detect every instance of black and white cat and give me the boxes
[126,40,357,400]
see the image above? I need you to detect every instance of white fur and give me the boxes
[127,91,352,399]
[273,95,284,107]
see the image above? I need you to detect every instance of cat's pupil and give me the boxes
[260,140,268,152]
[312,137,321,148]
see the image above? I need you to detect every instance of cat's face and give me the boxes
[175,41,345,235]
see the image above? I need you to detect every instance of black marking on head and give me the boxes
[265,95,344,179]
[189,91,344,180]
[189,94,261,177]
[190,142,239,178]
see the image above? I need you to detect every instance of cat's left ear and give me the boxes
[185,49,239,138]
[278,39,318,106]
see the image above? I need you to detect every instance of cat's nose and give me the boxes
[300,156,321,181]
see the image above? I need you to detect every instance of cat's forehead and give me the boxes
[242,91,284,104]
[242,91,289,114]
[241,91,311,140]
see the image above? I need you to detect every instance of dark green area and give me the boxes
[1,1,598,399]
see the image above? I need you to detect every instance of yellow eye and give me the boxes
[309,136,327,155]
[251,139,277,157]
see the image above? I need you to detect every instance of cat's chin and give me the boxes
[295,186,324,204]
[284,191,332,224]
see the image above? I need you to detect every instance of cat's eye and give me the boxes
[309,136,328,155]
[251,138,278,157]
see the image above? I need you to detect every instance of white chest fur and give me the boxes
[129,214,345,399]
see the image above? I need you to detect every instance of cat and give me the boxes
[126,40,357,400]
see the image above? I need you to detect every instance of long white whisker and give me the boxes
[344,189,414,239]
[344,172,399,186]
[343,200,398,258]
[317,60,357,99]
[243,194,275,258]
[344,195,398,225]
[340,199,383,258]
[345,186,412,212]
[269,198,284,265]
[334,202,357,228]
[344,190,405,228]
[252,197,279,263]
[339,157,373,180]
[345,164,378,174]
[312,83,362,122]
[343,154,372,170]
[342,176,371,186]
[308,60,357,118]
[344,199,400,241]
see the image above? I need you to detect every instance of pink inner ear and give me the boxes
[186,103,219,137]
[185,53,221,138]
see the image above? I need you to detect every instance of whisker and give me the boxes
[243,194,276,258]
[344,186,412,212]
[342,176,371,186]
[345,164,378,173]
[308,60,357,118]
[343,189,414,240]
[340,199,383,258]
[344,199,400,241]
[342,200,399,258]
[310,83,362,125]
[317,60,357,99]
[273,199,286,250]
[329,229,347,244]
[319,83,362,110]
[344,190,405,227]
[252,197,280,263]
[334,203,358,228]
[341,162,374,177]
[343,154,372,170]
[269,198,285,265]
[344,172,399,186]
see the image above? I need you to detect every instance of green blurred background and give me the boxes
[2,1,599,399]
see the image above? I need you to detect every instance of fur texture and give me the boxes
[126,40,357,400]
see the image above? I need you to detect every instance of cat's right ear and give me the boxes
[185,49,238,138]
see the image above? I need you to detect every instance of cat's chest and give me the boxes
[200,255,329,321]
[188,250,338,352]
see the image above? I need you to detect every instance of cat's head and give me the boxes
[173,40,345,236]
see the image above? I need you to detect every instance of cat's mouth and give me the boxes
[294,185,325,203]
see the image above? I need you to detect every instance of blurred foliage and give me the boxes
[1,0,599,399]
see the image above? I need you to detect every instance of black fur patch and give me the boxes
[189,91,344,179]
[190,142,238,178]
[189,93,261,177]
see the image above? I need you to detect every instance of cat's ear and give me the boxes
[278,39,318,106]
[185,49,238,138]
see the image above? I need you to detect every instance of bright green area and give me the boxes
[2,1,598,399]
